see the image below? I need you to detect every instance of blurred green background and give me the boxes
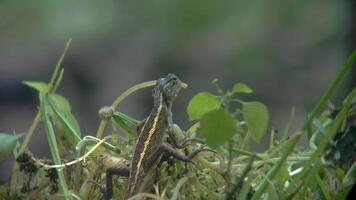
[0,0,355,182]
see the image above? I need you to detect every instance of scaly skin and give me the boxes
[105,74,208,200]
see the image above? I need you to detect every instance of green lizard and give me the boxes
[104,74,209,200]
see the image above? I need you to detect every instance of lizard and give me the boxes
[104,73,210,200]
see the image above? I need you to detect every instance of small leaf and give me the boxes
[113,112,139,127]
[0,133,24,161]
[22,80,49,92]
[200,108,235,147]
[243,101,269,143]
[47,95,81,146]
[61,112,81,138]
[232,83,253,94]
[112,113,139,137]
[187,92,220,121]
[49,94,71,112]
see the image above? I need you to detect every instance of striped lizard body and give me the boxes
[104,74,211,200]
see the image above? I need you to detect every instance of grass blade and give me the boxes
[49,38,72,89]
[315,174,331,200]
[41,94,70,199]
[296,161,321,200]
[298,88,356,179]
[302,50,356,138]
[251,132,302,200]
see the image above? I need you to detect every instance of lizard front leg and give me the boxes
[166,112,194,149]
[161,143,210,166]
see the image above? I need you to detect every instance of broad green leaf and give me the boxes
[49,94,71,113]
[61,112,81,139]
[47,95,81,146]
[187,92,220,121]
[243,101,269,143]
[232,83,253,94]
[0,133,24,161]
[22,80,49,92]
[200,108,235,147]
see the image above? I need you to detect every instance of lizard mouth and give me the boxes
[164,73,187,88]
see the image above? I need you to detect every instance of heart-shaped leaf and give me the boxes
[200,108,235,147]
[187,92,220,121]
[243,101,269,143]
[0,133,24,161]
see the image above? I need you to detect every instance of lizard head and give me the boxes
[153,73,182,107]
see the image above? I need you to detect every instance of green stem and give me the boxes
[17,110,41,156]
[10,110,41,192]
[96,80,156,138]
[232,148,263,160]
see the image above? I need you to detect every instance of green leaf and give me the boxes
[232,83,253,94]
[113,112,139,127]
[200,108,235,147]
[187,92,220,121]
[49,94,71,113]
[0,133,24,161]
[243,101,269,143]
[112,112,139,137]
[47,95,81,146]
[22,81,49,92]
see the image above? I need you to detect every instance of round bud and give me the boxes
[98,106,114,120]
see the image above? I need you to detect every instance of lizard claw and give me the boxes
[196,145,217,154]
[184,145,216,171]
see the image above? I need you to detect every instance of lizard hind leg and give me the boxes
[105,167,130,200]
